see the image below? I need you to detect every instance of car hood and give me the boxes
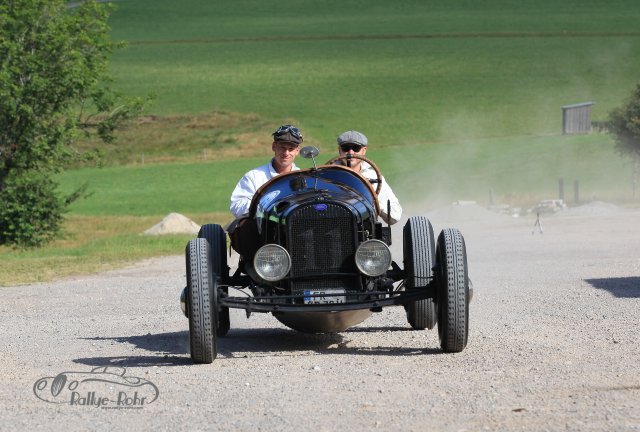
[250,165,380,222]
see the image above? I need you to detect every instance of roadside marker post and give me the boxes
[532,212,543,235]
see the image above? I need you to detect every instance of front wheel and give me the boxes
[435,228,469,353]
[186,238,217,364]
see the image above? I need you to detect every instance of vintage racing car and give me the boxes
[180,147,471,364]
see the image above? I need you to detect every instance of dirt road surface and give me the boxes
[1,203,639,431]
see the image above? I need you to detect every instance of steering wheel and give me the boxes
[324,154,383,195]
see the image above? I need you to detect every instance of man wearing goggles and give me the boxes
[337,130,402,225]
[228,125,303,257]
[230,124,303,219]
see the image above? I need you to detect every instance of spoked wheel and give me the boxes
[403,216,437,330]
[435,228,470,353]
[186,238,218,364]
[198,224,230,337]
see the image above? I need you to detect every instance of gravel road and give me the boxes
[1,203,639,431]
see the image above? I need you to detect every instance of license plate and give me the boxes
[304,289,346,304]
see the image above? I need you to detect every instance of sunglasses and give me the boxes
[273,124,302,140]
[340,143,364,153]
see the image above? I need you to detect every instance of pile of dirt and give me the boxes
[552,201,624,217]
[143,213,200,235]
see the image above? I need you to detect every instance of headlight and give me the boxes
[355,240,392,276]
[253,244,291,282]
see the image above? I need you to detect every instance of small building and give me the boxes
[561,102,594,134]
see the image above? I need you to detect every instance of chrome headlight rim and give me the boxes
[355,239,392,277]
[253,244,292,282]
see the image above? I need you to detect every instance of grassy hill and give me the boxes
[3,0,640,284]
[71,0,640,209]
[106,0,640,144]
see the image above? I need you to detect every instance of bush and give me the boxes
[0,0,146,247]
[608,83,640,198]
[609,83,640,157]
[0,172,65,247]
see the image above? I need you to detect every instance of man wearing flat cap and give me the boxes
[230,124,303,218]
[337,130,402,224]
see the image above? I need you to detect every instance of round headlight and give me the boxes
[355,240,392,276]
[253,244,291,282]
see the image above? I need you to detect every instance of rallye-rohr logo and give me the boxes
[33,366,159,409]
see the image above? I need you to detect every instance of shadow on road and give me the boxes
[73,326,441,367]
[345,326,414,333]
[585,277,640,298]
[74,331,191,367]
[73,354,192,368]
[217,328,441,357]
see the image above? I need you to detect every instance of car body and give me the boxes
[181,147,471,364]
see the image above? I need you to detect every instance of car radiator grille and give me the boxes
[288,203,359,293]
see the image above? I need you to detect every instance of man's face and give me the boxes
[338,143,367,171]
[272,141,300,171]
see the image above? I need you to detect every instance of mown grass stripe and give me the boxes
[128,31,640,46]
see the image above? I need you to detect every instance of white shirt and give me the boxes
[360,161,403,225]
[230,159,299,218]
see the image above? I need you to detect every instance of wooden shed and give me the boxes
[561,102,594,134]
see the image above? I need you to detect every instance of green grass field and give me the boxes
[106,0,640,146]
[111,36,640,143]
[58,133,631,216]
[3,0,640,285]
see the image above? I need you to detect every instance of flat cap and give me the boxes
[337,130,368,147]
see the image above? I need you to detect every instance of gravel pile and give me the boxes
[143,213,200,235]
[553,201,624,217]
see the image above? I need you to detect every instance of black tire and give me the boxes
[403,216,437,330]
[217,304,230,337]
[197,224,229,280]
[198,224,230,337]
[186,238,217,364]
[435,228,469,353]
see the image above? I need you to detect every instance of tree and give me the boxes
[0,0,145,247]
[608,83,640,199]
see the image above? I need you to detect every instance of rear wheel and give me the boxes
[435,228,469,353]
[403,216,437,330]
[198,224,230,337]
[197,224,229,280]
[217,305,230,337]
[186,238,217,364]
